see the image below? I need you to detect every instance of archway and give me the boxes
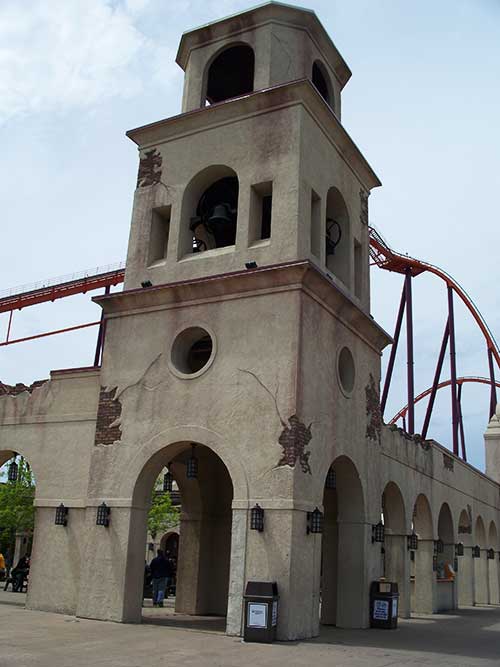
[411,493,434,614]
[474,516,488,604]
[126,441,234,630]
[178,165,239,257]
[457,507,473,606]
[204,44,254,105]
[320,455,365,628]
[382,482,410,617]
[487,521,499,604]
[312,61,333,108]
[436,503,457,611]
[0,451,36,600]
[325,187,350,287]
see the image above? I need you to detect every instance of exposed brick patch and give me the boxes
[365,373,382,445]
[0,379,47,396]
[137,149,162,187]
[360,189,369,226]
[94,386,122,446]
[443,452,454,471]
[278,415,312,474]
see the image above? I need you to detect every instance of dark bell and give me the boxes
[208,203,235,246]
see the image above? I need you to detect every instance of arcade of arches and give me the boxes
[1,1,500,644]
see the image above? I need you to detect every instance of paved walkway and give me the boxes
[1,588,500,666]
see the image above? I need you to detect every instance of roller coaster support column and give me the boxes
[457,383,467,461]
[488,348,498,420]
[448,286,459,456]
[405,269,415,435]
[93,285,110,367]
[422,321,449,440]
[381,284,406,417]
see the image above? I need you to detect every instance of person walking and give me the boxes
[0,551,6,581]
[149,549,172,607]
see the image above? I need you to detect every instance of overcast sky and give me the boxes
[0,0,499,471]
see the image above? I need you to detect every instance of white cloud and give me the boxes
[0,0,148,124]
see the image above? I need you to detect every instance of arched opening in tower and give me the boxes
[206,44,255,105]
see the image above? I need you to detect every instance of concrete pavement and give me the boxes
[1,589,500,666]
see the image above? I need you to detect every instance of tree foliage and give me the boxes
[0,458,35,551]
[147,476,179,539]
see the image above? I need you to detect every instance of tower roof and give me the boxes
[176,1,351,88]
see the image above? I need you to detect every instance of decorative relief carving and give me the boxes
[360,189,369,226]
[137,149,162,187]
[365,373,382,445]
[443,453,454,471]
[277,415,312,474]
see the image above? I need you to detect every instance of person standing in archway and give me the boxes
[149,549,172,608]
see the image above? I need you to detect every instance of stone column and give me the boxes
[336,520,374,629]
[175,512,202,614]
[320,511,338,625]
[384,533,410,618]
[244,505,322,640]
[76,504,145,623]
[488,557,499,604]
[226,507,248,636]
[473,551,488,605]
[413,539,436,613]
[457,548,474,606]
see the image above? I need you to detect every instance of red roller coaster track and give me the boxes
[0,230,497,460]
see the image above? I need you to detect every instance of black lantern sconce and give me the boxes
[472,545,481,558]
[325,467,336,490]
[8,456,18,482]
[307,508,324,534]
[186,445,198,479]
[434,539,444,554]
[487,548,495,560]
[455,542,464,557]
[163,467,174,493]
[407,531,419,551]
[372,521,385,544]
[54,503,68,526]
[250,504,265,532]
[96,502,111,527]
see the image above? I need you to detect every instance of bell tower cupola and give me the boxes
[176,1,351,118]
[124,1,380,312]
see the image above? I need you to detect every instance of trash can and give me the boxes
[243,581,278,643]
[370,581,399,629]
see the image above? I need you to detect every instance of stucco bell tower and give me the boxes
[78,2,390,640]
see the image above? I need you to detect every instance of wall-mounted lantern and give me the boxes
[186,444,198,479]
[434,539,444,554]
[371,522,385,544]
[325,467,336,489]
[8,456,18,482]
[54,503,68,526]
[455,542,464,557]
[472,545,481,558]
[407,531,419,551]
[96,502,111,527]
[487,548,495,560]
[250,504,264,532]
[307,508,324,534]
[163,468,173,492]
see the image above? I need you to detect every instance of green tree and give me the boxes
[0,458,35,553]
[147,477,179,540]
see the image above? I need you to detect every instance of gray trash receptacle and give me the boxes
[243,581,278,643]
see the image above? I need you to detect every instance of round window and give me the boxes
[338,346,355,395]
[170,327,215,377]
